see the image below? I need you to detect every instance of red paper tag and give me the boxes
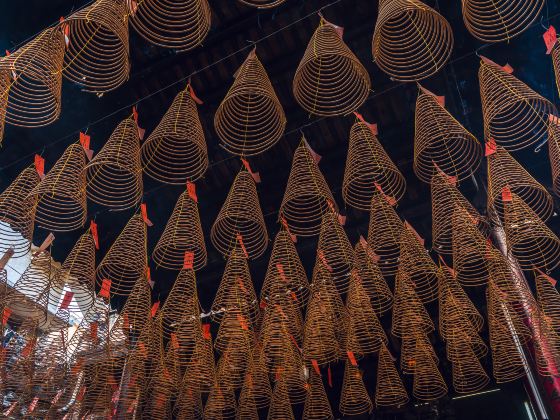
[438,255,456,277]
[138,342,147,358]
[183,251,194,269]
[544,26,558,54]
[404,221,425,247]
[419,85,445,107]
[132,106,145,140]
[59,17,70,48]
[501,186,512,202]
[90,322,98,340]
[311,359,321,375]
[280,216,297,242]
[140,203,153,227]
[327,366,333,387]
[151,301,160,317]
[502,64,514,74]
[353,112,378,135]
[374,182,396,206]
[319,13,344,38]
[22,340,34,358]
[485,137,497,156]
[291,291,298,301]
[34,154,45,180]
[318,249,333,272]
[0,248,14,270]
[276,263,288,283]
[90,220,99,250]
[76,386,86,402]
[536,267,557,287]
[260,299,267,309]
[289,334,302,353]
[187,181,198,202]
[304,139,321,164]
[237,313,249,330]
[188,84,203,105]
[127,0,138,15]
[241,158,261,183]
[202,324,211,340]
[2,308,11,325]
[433,161,457,186]
[100,279,111,298]
[171,333,180,349]
[79,133,93,161]
[59,291,74,310]
[236,233,249,258]
[347,350,358,366]
[236,277,248,294]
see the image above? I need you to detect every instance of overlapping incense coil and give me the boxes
[414,90,482,183]
[462,0,544,43]
[215,50,286,156]
[153,188,207,270]
[62,0,130,93]
[211,170,268,259]
[129,0,211,51]
[243,343,273,409]
[480,58,557,151]
[535,271,560,334]
[268,376,295,420]
[412,338,448,401]
[174,384,203,420]
[375,343,409,407]
[343,121,405,210]
[293,20,370,116]
[238,0,286,8]
[303,369,334,420]
[237,376,259,420]
[548,118,560,197]
[446,329,490,394]
[400,332,438,375]
[96,214,147,296]
[86,116,143,210]
[203,379,237,420]
[339,360,373,416]
[143,348,179,419]
[372,0,453,81]
[182,326,216,393]
[391,273,434,339]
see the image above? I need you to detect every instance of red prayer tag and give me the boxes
[100,279,111,298]
[188,84,203,105]
[241,158,261,183]
[536,267,557,287]
[550,114,560,126]
[276,263,288,283]
[59,291,74,310]
[79,132,93,160]
[318,249,333,272]
[171,333,180,349]
[151,301,160,317]
[433,161,457,185]
[544,26,558,54]
[374,182,396,206]
[280,216,297,242]
[2,308,11,325]
[183,251,194,269]
[132,106,145,140]
[419,85,445,107]
[236,233,249,258]
[187,181,198,202]
[34,154,45,179]
[260,299,267,309]
[353,111,378,135]
[237,313,249,330]
[501,186,512,202]
[90,220,99,250]
[347,350,358,366]
[304,139,321,163]
[485,138,497,156]
[202,323,211,340]
[140,203,153,226]
[90,322,98,340]
[311,359,321,375]
[327,366,333,387]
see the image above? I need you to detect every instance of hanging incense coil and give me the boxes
[62,0,130,93]
[261,291,305,351]
[29,144,87,232]
[535,272,560,334]
[215,50,286,156]
[375,343,409,407]
[238,0,286,8]
[414,90,482,183]
[0,70,8,145]
[203,380,237,420]
[303,370,334,420]
[211,170,268,259]
[237,377,259,420]
[129,0,211,51]
[142,86,208,184]
[412,338,448,401]
[153,188,207,270]
[268,376,295,420]
[400,333,439,376]
[479,58,557,151]
[339,360,373,416]
[174,384,203,420]
[548,118,560,196]
[243,343,273,409]
[372,0,453,82]
[533,314,560,378]
[0,166,40,257]
[86,116,143,210]
[96,214,147,296]
[343,120,405,210]
[446,329,490,394]
[182,327,215,393]
[111,276,152,346]
[391,273,434,339]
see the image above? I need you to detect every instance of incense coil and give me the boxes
[487,145,553,221]
[532,310,560,377]
[400,333,439,375]
[238,0,286,8]
[86,116,143,210]
[129,0,211,51]
[0,70,8,145]
[375,343,409,407]
[446,329,490,394]
[412,339,448,401]
[203,380,237,420]
[343,121,405,210]
[96,214,147,296]
[174,384,203,420]
[535,272,560,335]
[415,91,482,184]
[237,377,259,420]
[261,291,305,349]
[372,0,453,82]
[62,0,129,93]
[152,189,207,270]
[339,360,373,416]
[479,59,557,151]
[141,87,208,184]
[0,28,64,128]
[268,376,295,420]
[28,144,87,232]
[215,50,286,156]
[143,349,179,419]
[391,273,434,339]
[548,118,560,197]
[303,370,334,420]
[243,343,273,409]
[211,170,268,259]
[0,166,40,257]
[182,328,216,393]
[462,0,544,43]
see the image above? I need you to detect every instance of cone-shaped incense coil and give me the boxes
[303,370,334,420]
[215,50,286,156]
[535,272,560,334]
[144,349,180,418]
[375,343,409,407]
[339,360,373,416]
[211,170,268,259]
[203,380,237,420]
[0,27,65,127]
[293,20,370,117]
[237,378,259,420]
[479,58,557,151]
[0,71,8,145]
[343,120,405,210]
[29,144,87,231]
[182,327,215,393]
[111,276,152,346]
[268,377,295,420]
[174,384,203,420]
[487,144,553,221]
[153,189,207,270]
[62,0,129,93]
[400,332,439,375]
[129,0,211,51]
[412,338,448,401]
[96,214,147,296]
[446,329,490,394]
[243,343,273,409]
[548,118,560,197]
[372,0,453,81]
[142,86,208,184]
[238,0,286,8]
[462,0,544,43]
[391,273,434,338]
[0,166,40,257]
[86,116,143,210]
[415,90,482,183]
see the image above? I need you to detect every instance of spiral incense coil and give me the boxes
[532,310,560,377]
[215,50,286,156]
[415,92,482,184]
[548,118,560,196]
[446,329,490,394]
[400,333,439,376]
[293,20,370,117]
[535,272,560,334]
[62,0,129,93]
[238,0,286,8]
[0,70,8,145]
[174,384,203,420]
[111,276,152,346]
[343,121,405,211]
[0,166,40,257]
[182,328,216,393]
[391,273,434,339]
[203,380,238,420]
[412,338,448,401]
[243,343,273,409]
[237,377,259,420]
[1,29,64,128]
[375,343,409,407]
[96,214,147,296]
[211,170,268,259]
[153,189,207,270]
[29,144,87,232]
[303,369,334,420]
[129,0,211,51]
[372,0,453,82]
[487,145,553,221]
[261,291,305,349]
[339,360,373,416]
[267,377,295,420]
[142,86,208,184]
[86,116,143,210]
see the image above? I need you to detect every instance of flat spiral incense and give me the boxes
[86,116,143,210]
[339,360,373,416]
[372,0,453,82]
[293,20,370,117]
[547,117,560,197]
[215,50,286,156]
[375,343,409,407]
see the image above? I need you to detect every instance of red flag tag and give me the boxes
[171,333,180,349]
[183,251,194,269]
[327,366,333,387]
[289,334,302,353]
[347,350,358,366]
[132,106,145,140]
[536,267,557,287]
[485,137,497,156]
[90,220,99,250]
[236,233,248,258]
[237,313,249,330]
[276,263,288,283]
[260,299,267,309]
[318,249,333,272]
[188,84,204,105]
[140,203,153,226]
[187,181,198,202]
[304,139,321,163]
[280,216,297,242]
[90,322,98,340]
[28,397,39,413]
[79,132,93,160]
[127,0,138,15]
[353,112,378,135]
[236,277,248,294]
[544,26,558,54]
[151,301,160,317]
[22,340,34,358]
[0,248,14,270]
[76,386,86,402]
[34,154,45,180]
[241,158,261,183]
[59,17,70,48]
[419,85,445,107]
[374,182,396,206]
[34,232,55,256]
[202,323,211,340]
[59,291,74,310]
[501,186,512,202]
[404,221,425,246]
[138,342,147,358]
[311,359,321,375]
[100,279,111,298]
[501,63,514,74]
[2,308,11,325]
[291,291,298,301]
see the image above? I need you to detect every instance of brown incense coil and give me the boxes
[293,20,370,117]
[1,28,65,128]
[211,170,268,259]
[343,121,406,210]
[152,189,207,270]
[487,144,553,221]
[182,328,215,393]
[535,272,560,334]
[144,350,179,419]
[86,116,143,210]
[415,91,482,183]
[532,311,560,377]
[174,384,203,420]
[29,144,87,231]
[0,166,40,257]
[400,333,439,375]
[96,214,147,296]
[141,86,208,184]
[62,0,130,93]
[203,380,238,420]
[303,370,334,420]
[237,377,259,420]
[412,338,448,401]
[129,0,211,51]
[446,329,490,394]
[267,377,295,420]
[548,118,560,196]
[215,50,286,156]
[375,343,409,407]
[261,291,305,353]
[339,360,373,416]
[391,273,434,339]
[479,59,557,151]
[372,0,453,82]
[243,343,273,409]
[238,0,286,8]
